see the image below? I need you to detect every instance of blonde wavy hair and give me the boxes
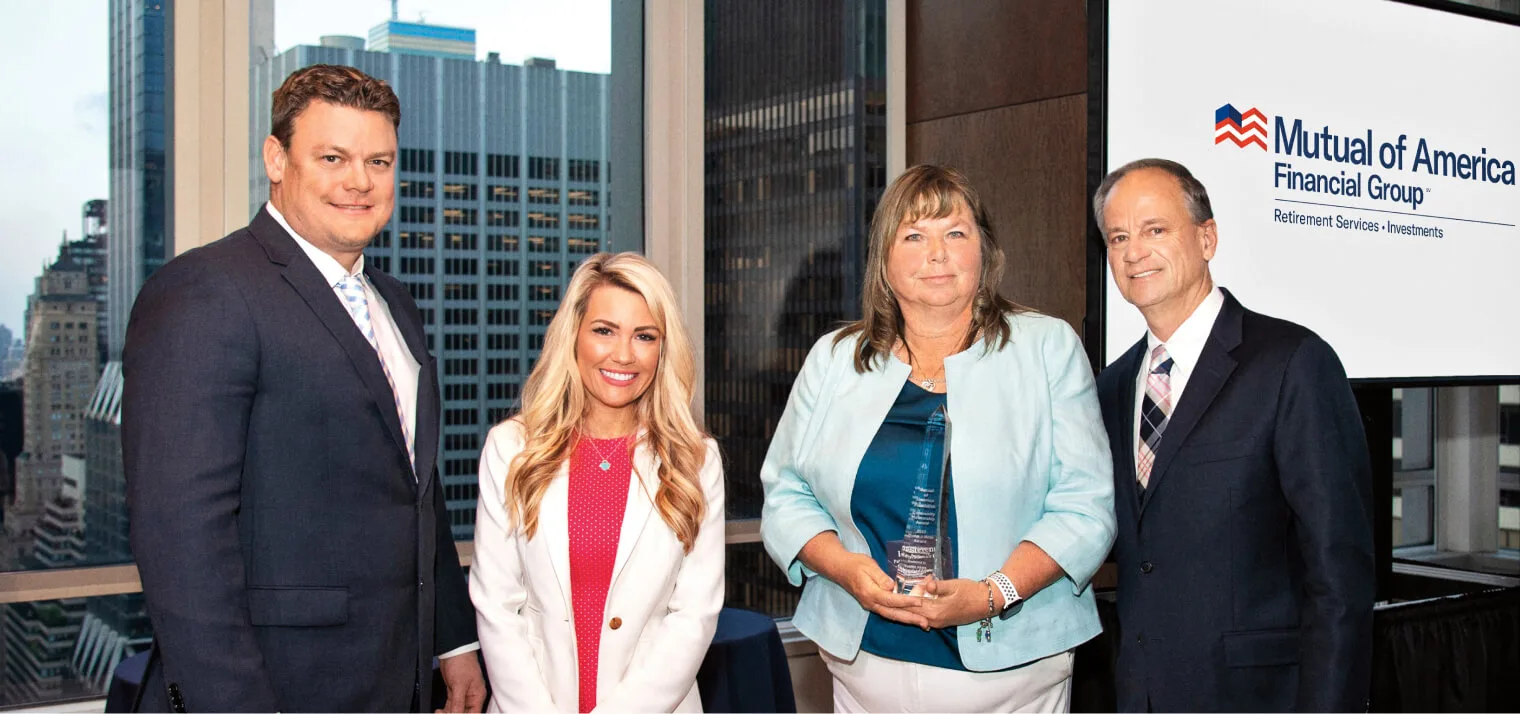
[835,164,1026,372]
[504,252,710,551]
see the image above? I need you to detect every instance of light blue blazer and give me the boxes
[760,311,1116,671]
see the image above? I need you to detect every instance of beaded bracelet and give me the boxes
[976,578,996,642]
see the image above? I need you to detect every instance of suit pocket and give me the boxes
[1179,437,1258,466]
[1222,627,1299,667]
[247,586,349,627]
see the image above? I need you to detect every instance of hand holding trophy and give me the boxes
[888,405,952,597]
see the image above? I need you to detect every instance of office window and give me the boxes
[442,182,477,201]
[407,282,435,301]
[567,237,600,254]
[486,153,519,178]
[399,257,435,275]
[444,232,477,251]
[442,283,477,301]
[568,213,600,230]
[568,189,600,206]
[444,409,480,426]
[444,333,478,351]
[529,333,545,350]
[528,156,559,180]
[443,358,478,376]
[486,284,520,301]
[443,308,479,326]
[444,432,481,451]
[419,309,435,326]
[487,333,520,350]
[442,208,477,226]
[486,358,522,376]
[527,187,560,204]
[529,284,561,302]
[400,205,435,224]
[488,234,520,253]
[487,210,520,227]
[528,260,560,278]
[443,151,478,176]
[487,309,520,326]
[528,309,556,326]
[401,148,435,173]
[373,229,393,247]
[444,258,478,276]
[400,231,435,249]
[568,158,601,183]
[527,235,559,252]
[369,255,391,273]
[527,211,559,229]
[488,184,519,202]
[488,382,521,401]
[400,180,435,198]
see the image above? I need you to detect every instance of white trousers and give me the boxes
[821,648,1074,713]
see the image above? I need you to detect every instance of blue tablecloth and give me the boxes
[697,607,797,713]
[108,608,797,712]
[105,650,148,713]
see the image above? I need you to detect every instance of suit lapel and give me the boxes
[1114,339,1146,517]
[249,210,414,486]
[538,461,574,615]
[1139,293,1244,515]
[366,265,436,492]
[609,439,659,593]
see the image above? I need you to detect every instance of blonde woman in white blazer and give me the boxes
[471,253,725,713]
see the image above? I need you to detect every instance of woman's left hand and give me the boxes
[912,575,993,630]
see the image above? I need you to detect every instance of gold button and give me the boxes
[609,617,622,630]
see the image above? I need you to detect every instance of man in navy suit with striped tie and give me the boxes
[1092,158,1374,712]
[123,65,484,712]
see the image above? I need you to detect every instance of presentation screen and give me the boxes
[1102,0,1520,380]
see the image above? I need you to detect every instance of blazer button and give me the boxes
[609,617,622,630]
[1140,561,1154,574]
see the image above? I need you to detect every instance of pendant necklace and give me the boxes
[581,432,628,472]
[913,363,947,391]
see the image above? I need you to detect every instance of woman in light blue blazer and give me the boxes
[760,165,1116,712]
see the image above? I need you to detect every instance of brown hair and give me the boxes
[835,164,1026,372]
[270,64,401,148]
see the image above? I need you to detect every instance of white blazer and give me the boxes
[471,420,725,713]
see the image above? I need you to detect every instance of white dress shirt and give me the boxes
[1132,286,1226,454]
[266,203,479,661]
[267,202,420,461]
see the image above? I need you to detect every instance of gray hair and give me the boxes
[1092,158,1214,233]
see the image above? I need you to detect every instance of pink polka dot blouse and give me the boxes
[567,434,633,713]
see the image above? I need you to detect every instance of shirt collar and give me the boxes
[1145,286,1225,377]
[265,201,365,287]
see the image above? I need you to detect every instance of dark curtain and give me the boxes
[1371,586,1520,712]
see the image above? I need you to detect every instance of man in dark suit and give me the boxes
[1092,158,1374,712]
[123,65,485,712]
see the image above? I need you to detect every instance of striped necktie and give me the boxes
[1137,344,1174,490]
[336,275,415,473]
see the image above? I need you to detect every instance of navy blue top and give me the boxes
[850,380,965,670]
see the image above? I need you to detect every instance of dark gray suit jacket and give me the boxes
[1096,290,1374,712]
[123,208,475,712]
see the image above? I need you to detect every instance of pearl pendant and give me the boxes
[599,459,611,471]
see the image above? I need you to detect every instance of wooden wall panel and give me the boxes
[907,96,1088,330]
[906,0,1086,124]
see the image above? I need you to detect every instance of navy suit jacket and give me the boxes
[1095,290,1374,712]
[123,208,476,712]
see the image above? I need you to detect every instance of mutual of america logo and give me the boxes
[1214,104,1267,151]
[1210,102,1515,215]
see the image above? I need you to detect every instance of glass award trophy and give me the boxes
[888,404,952,596]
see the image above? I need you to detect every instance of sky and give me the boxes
[0,0,609,337]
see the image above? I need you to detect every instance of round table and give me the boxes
[696,607,797,713]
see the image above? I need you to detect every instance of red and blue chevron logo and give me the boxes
[1214,104,1268,150]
